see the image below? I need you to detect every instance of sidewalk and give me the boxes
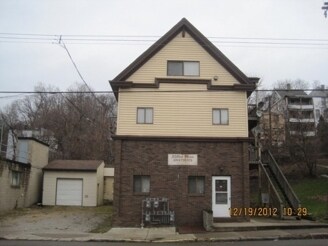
[2,220,328,242]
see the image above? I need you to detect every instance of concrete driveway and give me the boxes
[0,205,112,238]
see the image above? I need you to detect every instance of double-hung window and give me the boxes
[188,176,205,194]
[167,61,199,76]
[133,175,150,193]
[137,107,153,124]
[213,109,229,125]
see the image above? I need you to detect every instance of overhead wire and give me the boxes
[1,32,328,41]
[1,33,328,48]
[57,36,109,110]
[0,89,327,94]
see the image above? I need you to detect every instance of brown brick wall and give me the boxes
[113,138,250,227]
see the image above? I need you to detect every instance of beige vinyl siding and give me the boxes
[127,32,240,86]
[117,84,248,137]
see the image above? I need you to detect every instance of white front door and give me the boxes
[212,176,231,217]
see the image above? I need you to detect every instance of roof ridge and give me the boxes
[111,18,252,85]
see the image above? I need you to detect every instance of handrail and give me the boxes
[259,161,284,219]
[248,146,259,163]
[263,150,301,211]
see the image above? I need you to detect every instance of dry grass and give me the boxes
[89,206,113,233]
[0,205,114,233]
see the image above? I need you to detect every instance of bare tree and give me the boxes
[287,111,318,177]
[0,83,117,164]
[258,80,318,176]
[273,79,309,90]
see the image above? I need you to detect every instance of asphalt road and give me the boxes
[1,239,328,246]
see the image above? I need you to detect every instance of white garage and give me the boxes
[56,179,83,206]
[42,160,104,207]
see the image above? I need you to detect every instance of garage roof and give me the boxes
[44,160,103,172]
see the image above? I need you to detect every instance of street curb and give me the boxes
[1,233,328,243]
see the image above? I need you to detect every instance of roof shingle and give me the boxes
[44,160,103,171]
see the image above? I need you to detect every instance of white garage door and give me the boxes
[56,179,83,206]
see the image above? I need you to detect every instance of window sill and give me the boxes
[11,185,21,189]
[133,192,150,196]
[188,193,205,197]
[158,76,207,80]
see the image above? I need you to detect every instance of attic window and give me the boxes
[167,61,199,76]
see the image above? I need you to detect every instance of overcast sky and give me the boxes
[1,0,328,106]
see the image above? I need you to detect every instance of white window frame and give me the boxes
[167,61,200,76]
[213,108,229,125]
[137,107,153,124]
[133,175,150,193]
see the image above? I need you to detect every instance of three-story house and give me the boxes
[110,18,258,227]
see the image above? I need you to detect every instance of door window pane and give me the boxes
[216,180,227,192]
[216,193,228,204]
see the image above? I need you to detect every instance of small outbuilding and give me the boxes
[103,167,114,203]
[42,160,104,206]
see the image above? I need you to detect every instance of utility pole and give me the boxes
[269,95,272,150]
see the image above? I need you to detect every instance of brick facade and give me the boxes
[113,137,250,227]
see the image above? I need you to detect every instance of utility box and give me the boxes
[141,197,174,227]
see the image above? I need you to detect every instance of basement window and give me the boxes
[133,175,150,193]
[167,61,200,76]
[188,176,205,194]
[11,171,21,187]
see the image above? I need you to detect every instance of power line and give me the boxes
[0,93,30,99]
[1,33,328,48]
[0,91,112,94]
[58,38,108,109]
[0,89,327,94]
[2,32,328,42]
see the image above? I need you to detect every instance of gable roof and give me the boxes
[44,160,103,172]
[275,89,308,98]
[309,90,328,98]
[111,18,255,85]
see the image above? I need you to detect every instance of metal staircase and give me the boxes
[257,150,301,219]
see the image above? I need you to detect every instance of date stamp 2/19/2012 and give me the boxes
[229,207,308,217]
